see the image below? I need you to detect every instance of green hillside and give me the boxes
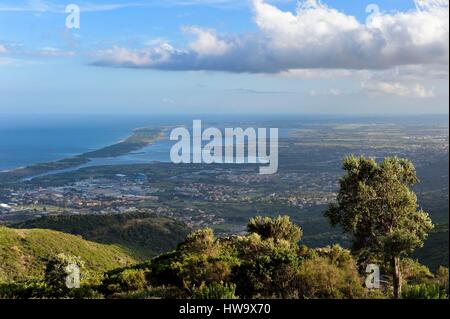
[414,224,449,272]
[15,213,191,259]
[0,227,136,282]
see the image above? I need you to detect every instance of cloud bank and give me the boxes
[0,44,7,54]
[92,0,449,73]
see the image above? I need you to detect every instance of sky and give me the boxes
[0,0,448,114]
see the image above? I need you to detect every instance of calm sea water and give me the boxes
[0,114,182,171]
[0,114,447,171]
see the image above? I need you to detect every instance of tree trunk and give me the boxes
[391,256,402,299]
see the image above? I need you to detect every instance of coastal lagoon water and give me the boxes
[1,114,447,173]
[0,114,189,171]
[0,114,309,171]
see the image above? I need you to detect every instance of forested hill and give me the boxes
[14,213,191,260]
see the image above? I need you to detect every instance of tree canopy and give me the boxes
[325,156,434,298]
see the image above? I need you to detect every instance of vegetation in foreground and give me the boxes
[0,156,448,299]
[0,216,448,300]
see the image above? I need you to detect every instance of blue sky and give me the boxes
[0,0,448,114]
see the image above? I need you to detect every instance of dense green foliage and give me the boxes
[0,216,448,299]
[192,283,238,299]
[402,283,448,299]
[15,213,190,259]
[326,156,434,298]
[98,218,371,299]
[247,215,302,243]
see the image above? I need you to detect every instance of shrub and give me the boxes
[0,280,49,299]
[102,268,149,295]
[401,258,434,285]
[435,266,449,292]
[247,216,302,244]
[192,282,238,299]
[178,228,219,255]
[402,283,448,299]
[295,256,367,299]
[152,228,239,291]
[232,234,300,298]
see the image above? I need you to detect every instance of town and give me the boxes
[0,166,338,231]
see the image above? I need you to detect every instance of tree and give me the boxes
[325,156,434,298]
[247,215,302,244]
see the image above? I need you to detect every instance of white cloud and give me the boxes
[1,45,76,59]
[92,43,181,67]
[184,27,230,56]
[412,83,435,98]
[361,81,435,98]
[279,69,355,78]
[36,47,75,57]
[92,0,449,73]
[309,88,344,97]
[0,58,13,65]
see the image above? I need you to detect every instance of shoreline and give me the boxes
[0,127,166,184]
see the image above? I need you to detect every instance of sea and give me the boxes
[0,113,447,172]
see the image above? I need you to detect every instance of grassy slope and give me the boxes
[0,227,136,282]
[15,213,191,260]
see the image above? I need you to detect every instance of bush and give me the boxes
[192,282,238,299]
[295,256,367,299]
[102,268,149,295]
[0,279,102,299]
[436,266,449,292]
[0,280,49,299]
[153,228,239,291]
[247,216,302,244]
[173,254,234,289]
[402,258,434,285]
[232,234,300,298]
[178,228,219,255]
[402,283,448,299]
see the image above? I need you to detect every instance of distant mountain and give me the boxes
[14,213,191,260]
[0,226,135,282]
